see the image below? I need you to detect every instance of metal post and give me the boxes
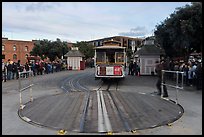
[29,72,33,102]
[181,72,184,89]
[161,70,184,104]
[161,70,164,97]
[18,72,25,110]
[176,71,179,104]
[18,71,34,109]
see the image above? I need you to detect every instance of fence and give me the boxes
[18,71,34,110]
[161,70,184,104]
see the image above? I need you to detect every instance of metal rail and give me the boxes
[18,71,34,110]
[161,70,184,104]
[108,93,131,132]
[68,73,92,133]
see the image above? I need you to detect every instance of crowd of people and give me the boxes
[154,58,202,92]
[2,59,67,82]
[128,61,140,76]
[127,57,202,91]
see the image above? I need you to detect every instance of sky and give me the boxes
[2,2,191,43]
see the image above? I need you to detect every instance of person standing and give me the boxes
[30,61,36,76]
[7,60,13,80]
[187,62,193,86]
[128,61,133,75]
[195,61,202,90]
[12,62,18,79]
[24,62,30,78]
[182,62,189,85]
[155,60,168,97]
[136,64,140,76]
[2,60,6,82]
[133,62,137,76]
[39,61,44,75]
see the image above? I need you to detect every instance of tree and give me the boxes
[73,41,94,59]
[154,2,202,60]
[126,48,133,62]
[30,38,69,61]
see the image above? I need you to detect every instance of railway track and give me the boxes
[76,78,134,133]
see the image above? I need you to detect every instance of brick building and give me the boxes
[2,37,35,64]
[2,38,75,65]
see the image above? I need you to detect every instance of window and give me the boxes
[2,54,5,59]
[99,41,102,46]
[25,54,28,59]
[128,40,132,46]
[2,45,5,51]
[96,52,105,63]
[116,52,124,63]
[13,45,16,51]
[106,51,115,63]
[13,54,17,60]
[131,41,135,46]
[25,46,28,51]
[138,41,141,45]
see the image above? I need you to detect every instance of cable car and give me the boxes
[94,40,127,80]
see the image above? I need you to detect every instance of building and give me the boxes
[141,36,155,45]
[86,36,143,52]
[64,47,85,70]
[2,37,35,64]
[2,37,75,64]
[133,36,165,75]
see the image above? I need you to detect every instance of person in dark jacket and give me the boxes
[128,61,134,75]
[24,62,30,78]
[155,60,168,97]
[7,60,13,80]
[12,62,18,79]
[133,62,137,76]
[16,60,21,79]
[195,62,202,90]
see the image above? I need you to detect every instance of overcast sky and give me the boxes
[2,2,191,42]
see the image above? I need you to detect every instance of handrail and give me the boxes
[18,71,34,110]
[161,70,184,104]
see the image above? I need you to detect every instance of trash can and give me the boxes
[80,61,85,70]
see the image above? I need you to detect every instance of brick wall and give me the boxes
[2,38,34,64]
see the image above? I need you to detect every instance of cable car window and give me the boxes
[116,52,124,63]
[96,52,105,63]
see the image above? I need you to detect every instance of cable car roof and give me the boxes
[94,46,126,49]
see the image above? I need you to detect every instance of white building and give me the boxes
[64,47,85,70]
[134,44,165,75]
